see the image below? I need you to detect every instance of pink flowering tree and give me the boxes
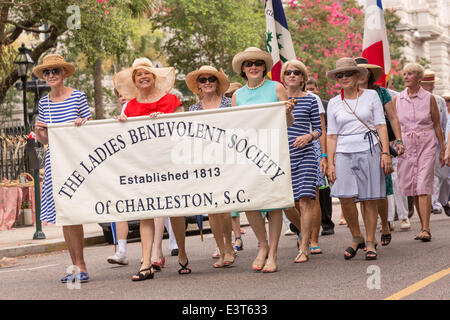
[284,0,406,99]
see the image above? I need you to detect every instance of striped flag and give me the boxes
[265,0,296,83]
[362,0,391,87]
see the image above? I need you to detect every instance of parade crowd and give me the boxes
[32,46,450,283]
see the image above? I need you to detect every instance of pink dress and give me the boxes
[395,87,436,196]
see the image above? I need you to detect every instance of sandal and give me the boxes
[212,248,220,259]
[365,241,377,260]
[234,237,244,251]
[223,252,236,267]
[344,236,365,260]
[131,267,154,281]
[178,259,192,275]
[310,246,322,254]
[252,249,268,271]
[262,261,277,273]
[294,249,309,263]
[381,233,392,246]
[416,229,432,242]
[151,257,166,271]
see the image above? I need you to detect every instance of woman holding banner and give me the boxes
[33,54,92,283]
[280,60,323,263]
[185,65,237,268]
[114,58,190,280]
[230,47,294,273]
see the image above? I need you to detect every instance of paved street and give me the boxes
[0,205,449,301]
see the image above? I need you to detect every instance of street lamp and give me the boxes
[14,43,46,240]
[14,43,34,132]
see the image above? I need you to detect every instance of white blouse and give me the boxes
[327,89,385,153]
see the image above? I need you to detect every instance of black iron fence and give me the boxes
[0,121,30,181]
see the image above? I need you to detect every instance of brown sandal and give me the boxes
[416,230,432,242]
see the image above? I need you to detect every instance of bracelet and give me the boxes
[381,152,391,157]
[395,138,403,146]
[310,133,315,141]
[321,154,327,158]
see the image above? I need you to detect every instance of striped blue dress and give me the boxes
[38,89,92,223]
[288,95,322,200]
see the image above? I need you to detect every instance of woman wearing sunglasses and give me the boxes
[114,58,190,281]
[326,58,392,261]
[279,60,322,263]
[355,57,405,246]
[185,65,237,269]
[33,54,92,283]
[230,47,294,273]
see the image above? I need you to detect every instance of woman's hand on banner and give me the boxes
[149,112,163,118]
[285,99,295,114]
[115,115,128,122]
[74,118,88,126]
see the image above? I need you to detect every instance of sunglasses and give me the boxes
[43,68,61,77]
[198,76,217,84]
[243,60,265,68]
[284,70,302,76]
[336,71,356,79]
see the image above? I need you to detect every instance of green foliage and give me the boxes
[151,0,265,97]
[285,0,407,98]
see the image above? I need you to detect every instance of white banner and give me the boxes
[48,103,294,226]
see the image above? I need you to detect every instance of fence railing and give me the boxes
[0,121,29,181]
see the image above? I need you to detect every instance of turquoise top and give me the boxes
[235,79,279,106]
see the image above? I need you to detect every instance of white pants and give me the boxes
[390,157,409,221]
[431,152,450,210]
[164,217,178,250]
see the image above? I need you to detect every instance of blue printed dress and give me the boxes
[288,95,322,200]
[38,90,91,223]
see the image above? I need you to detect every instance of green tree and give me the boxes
[0,0,153,118]
[285,0,407,98]
[151,0,266,96]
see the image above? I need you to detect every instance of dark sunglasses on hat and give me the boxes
[243,60,265,68]
[336,71,355,79]
[43,68,61,77]
[284,70,302,76]
[198,76,217,84]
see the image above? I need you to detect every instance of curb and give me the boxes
[0,235,106,259]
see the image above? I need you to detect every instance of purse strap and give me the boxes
[342,94,383,149]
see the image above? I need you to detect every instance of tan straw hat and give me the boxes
[32,54,75,79]
[354,57,383,82]
[225,82,243,95]
[422,69,439,83]
[113,58,175,99]
[185,65,230,95]
[442,92,450,100]
[327,57,368,81]
[232,47,273,74]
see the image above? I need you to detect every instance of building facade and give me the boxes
[359,0,450,94]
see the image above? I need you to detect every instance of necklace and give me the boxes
[342,89,360,114]
[246,78,266,90]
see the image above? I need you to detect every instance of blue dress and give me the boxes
[38,90,92,223]
[288,95,322,200]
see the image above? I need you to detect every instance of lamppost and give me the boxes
[14,43,34,132]
[14,43,46,240]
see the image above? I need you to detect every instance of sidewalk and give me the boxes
[0,223,105,259]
